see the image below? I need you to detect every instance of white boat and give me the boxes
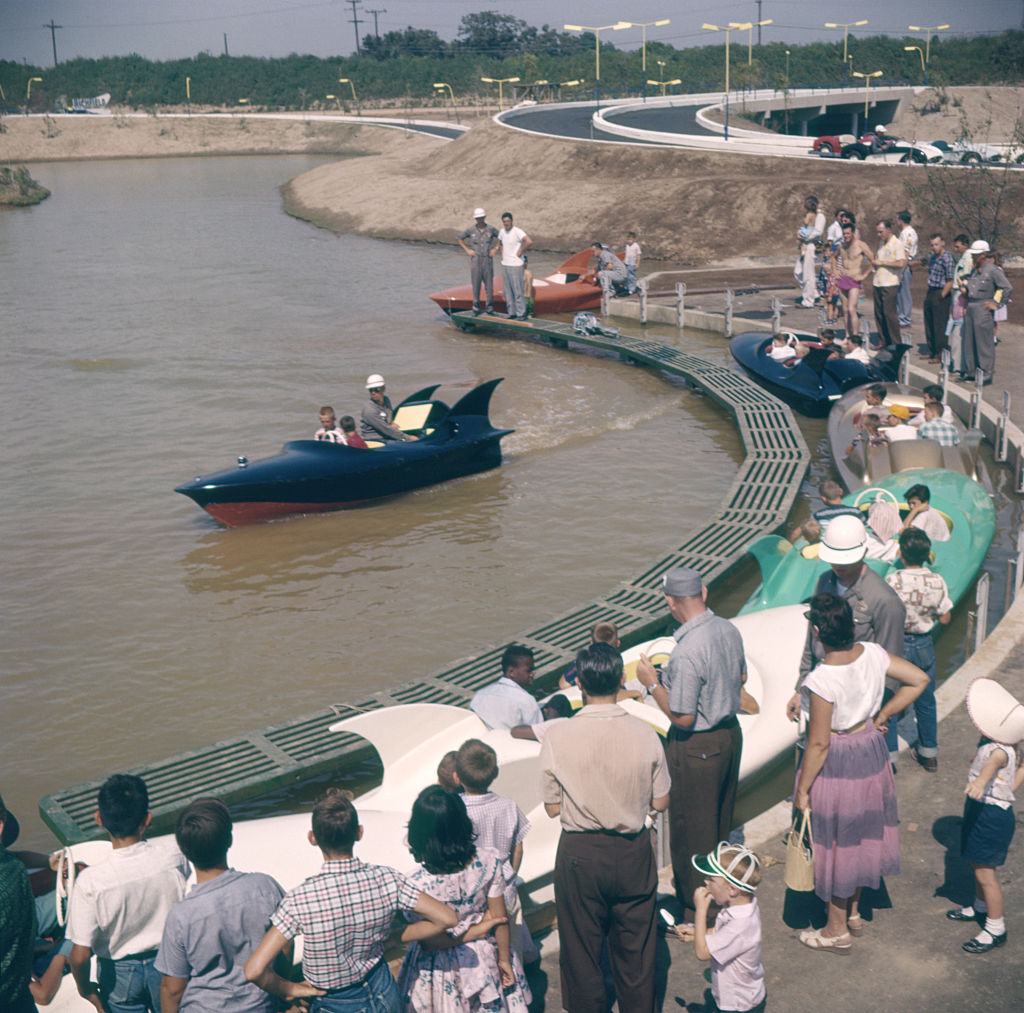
[63,93,111,115]
[46,604,806,1010]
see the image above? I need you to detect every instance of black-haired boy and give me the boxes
[67,774,190,1012]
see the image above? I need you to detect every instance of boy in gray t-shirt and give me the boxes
[156,799,285,1013]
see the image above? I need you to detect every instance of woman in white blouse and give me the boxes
[795,592,928,953]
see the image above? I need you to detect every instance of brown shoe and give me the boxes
[912,747,938,772]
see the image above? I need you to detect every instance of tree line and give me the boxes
[1,21,1020,113]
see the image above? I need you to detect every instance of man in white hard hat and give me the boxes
[358,375,417,443]
[456,208,499,316]
[961,239,1012,385]
[787,515,906,764]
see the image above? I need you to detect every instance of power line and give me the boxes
[43,18,62,66]
[346,0,363,55]
[367,8,386,40]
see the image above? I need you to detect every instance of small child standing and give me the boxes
[674,843,765,1013]
[947,678,1024,954]
[454,739,537,963]
[624,231,642,294]
[885,527,953,771]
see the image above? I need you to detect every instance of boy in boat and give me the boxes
[244,789,455,1012]
[315,407,345,443]
[156,798,287,1013]
[338,415,368,449]
[67,774,190,1013]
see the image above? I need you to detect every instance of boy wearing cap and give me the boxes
[947,678,1024,953]
[457,209,499,316]
[674,843,765,1013]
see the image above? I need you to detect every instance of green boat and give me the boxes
[740,467,995,622]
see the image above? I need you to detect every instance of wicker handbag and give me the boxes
[784,810,815,892]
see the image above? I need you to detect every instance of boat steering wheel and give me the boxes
[853,487,899,510]
[55,847,77,927]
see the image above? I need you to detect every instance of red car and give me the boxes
[813,131,887,157]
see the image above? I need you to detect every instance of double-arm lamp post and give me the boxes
[563,21,629,110]
[619,19,670,102]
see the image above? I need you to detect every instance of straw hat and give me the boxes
[966,678,1024,745]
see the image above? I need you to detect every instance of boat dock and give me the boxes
[39,314,810,845]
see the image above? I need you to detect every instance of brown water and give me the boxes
[1,156,747,848]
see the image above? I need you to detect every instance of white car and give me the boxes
[930,139,1004,164]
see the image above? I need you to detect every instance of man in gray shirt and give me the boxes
[456,208,499,316]
[785,514,906,761]
[359,373,417,444]
[636,566,745,913]
[961,239,1012,385]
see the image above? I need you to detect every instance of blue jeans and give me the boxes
[886,633,937,759]
[626,263,638,293]
[98,956,161,1013]
[897,266,913,327]
[310,962,400,1013]
[501,263,525,318]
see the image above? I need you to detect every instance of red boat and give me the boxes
[429,249,605,316]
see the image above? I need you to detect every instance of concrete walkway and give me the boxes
[530,272,1024,1012]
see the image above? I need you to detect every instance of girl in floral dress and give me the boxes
[398,786,532,1013]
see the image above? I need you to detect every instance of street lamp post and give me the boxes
[338,78,359,115]
[825,20,868,85]
[185,76,191,115]
[703,23,749,140]
[904,46,927,86]
[742,19,772,64]
[26,76,42,114]
[433,82,459,124]
[620,19,670,103]
[784,50,790,133]
[479,76,520,112]
[563,22,629,111]
[908,24,949,64]
[852,69,883,123]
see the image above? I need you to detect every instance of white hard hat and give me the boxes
[818,515,868,565]
[969,240,991,255]
[875,124,886,132]
[365,373,385,389]
[473,207,486,218]
[967,678,1024,745]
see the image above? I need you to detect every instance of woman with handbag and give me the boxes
[794,593,928,953]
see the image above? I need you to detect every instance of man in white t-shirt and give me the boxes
[497,212,531,320]
[897,210,919,329]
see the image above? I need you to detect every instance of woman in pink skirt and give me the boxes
[795,592,928,953]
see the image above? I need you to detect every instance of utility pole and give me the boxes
[756,1,763,45]
[223,33,229,56]
[347,0,363,55]
[43,19,62,67]
[367,8,386,39]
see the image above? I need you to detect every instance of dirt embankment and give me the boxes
[284,114,1024,264]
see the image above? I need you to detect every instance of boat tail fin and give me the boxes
[396,385,440,408]
[868,342,909,381]
[557,248,594,279]
[449,378,503,418]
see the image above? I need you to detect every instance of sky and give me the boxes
[2,0,1021,66]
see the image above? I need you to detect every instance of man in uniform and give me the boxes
[541,643,669,1013]
[961,240,1012,385]
[785,515,906,763]
[635,566,744,914]
[358,374,417,443]
[457,208,499,316]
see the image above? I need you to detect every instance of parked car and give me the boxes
[840,137,944,164]
[930,139,1004,164]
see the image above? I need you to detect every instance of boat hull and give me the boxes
[175,380,513,526]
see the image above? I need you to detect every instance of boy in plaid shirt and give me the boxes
[245,789,456,1013]
[885,528,953,772]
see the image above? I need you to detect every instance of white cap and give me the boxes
[473,207,486,218]
[969,240,990,255]
[818,515,868,565]
[967,678,1024,745]
[365,373,385,390]
[875,124,886,132]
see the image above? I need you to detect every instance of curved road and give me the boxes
[502,102,715,145]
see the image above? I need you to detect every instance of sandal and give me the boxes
[847,915,864,937]
[798,927,852,954]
